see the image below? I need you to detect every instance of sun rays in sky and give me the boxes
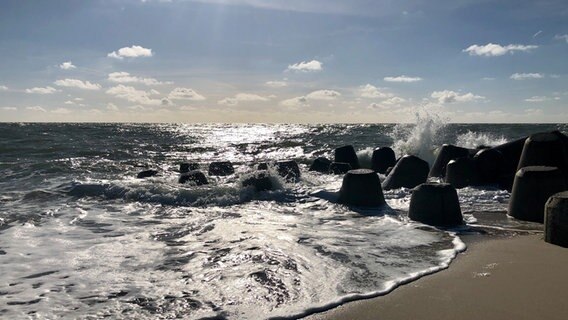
[0,0,567,123]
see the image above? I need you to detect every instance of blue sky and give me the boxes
[0,0,566,123]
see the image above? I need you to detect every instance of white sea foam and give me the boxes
[456,186,510,212]
[456,130,508,149]
[1,172,466,319]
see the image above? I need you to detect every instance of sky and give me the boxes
[0,0,566,123]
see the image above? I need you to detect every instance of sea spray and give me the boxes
[389,110,448,165]
[355,147,374,169]
[455,130,508,149]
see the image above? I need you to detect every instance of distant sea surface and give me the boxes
[1,121,566,319]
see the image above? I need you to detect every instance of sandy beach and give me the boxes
[306,233,568,320]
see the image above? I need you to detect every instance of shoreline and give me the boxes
[304,232,568,320]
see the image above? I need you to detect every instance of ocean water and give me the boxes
[0,120,566,319]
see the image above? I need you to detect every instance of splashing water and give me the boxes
[389,110,448,164]
[356,147,374,169]
[455,130,508,149]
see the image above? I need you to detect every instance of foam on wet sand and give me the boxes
[305,233,568,320]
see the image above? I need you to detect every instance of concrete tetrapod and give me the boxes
[473,148,504,185]
[371,147,396,174]
[492,137,527,175]
[258,161,301,181]
[242,170,273,192]
[508,166,567,223]
[180,162,200,173]
[208,161,235,176]
[545,191,568,248]
[137,169,158,179]
[517,131,568,177]
[334,145,360,170]
[338,169,386,207]
[178,170,208,185]
[309,157,332,173]
[445,157,478,188]
[429,144,471,178]
[489,137,527,191]
[329,162,352,174]
[382,155,429,190]
[275,160,301,182]
[408,183,464,227]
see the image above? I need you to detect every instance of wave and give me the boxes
[65,171,297,207]
[387,110,511,165]
[389,110,448,164]
[277,235,466,320]
[455,130,508,149]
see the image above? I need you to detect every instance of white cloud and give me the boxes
[218,98,238,106]
[54,79,101,90]
[168,87,206,101]
[359,84,392,99]
[368,102,383,109]
[51,108,72,114]
[2,107,17,111]
[179,105,197,111]
[306,89,341,100]
[59,61,76,70]
[280,96,308,108]
[234,93,269,101]
[525,108,543,115]
[218,93,269,105]
[107,45,153,59]
[26,106,47,112]
[279,89,340,108]
[533,30,543,38]
[554,34,568,43]
[265,80,287,88]
[463,43,538,56]
[287,60,323,72]
[64,100,74,105]
[524,96,549,102]
[431,90,485,103]
[106,84,163,105]
[0,85,8,90]
[384,75,422,83]
[107,72,170,86]
[25,86,58,94]
[382,96,406,105]
[367,96,406,109]
[107,103,119,111]
[510,73,544,80]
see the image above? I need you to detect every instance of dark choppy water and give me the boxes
[0,121,565,319]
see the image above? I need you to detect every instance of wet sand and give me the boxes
[305,233,568,320]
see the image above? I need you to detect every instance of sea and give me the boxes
[1,117,566,319]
